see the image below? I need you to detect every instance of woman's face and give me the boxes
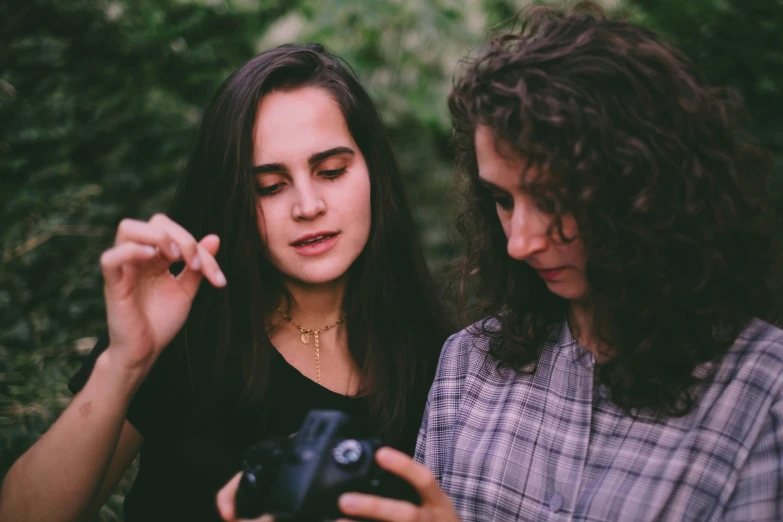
[252,86,372,287]
[474,125,589,301]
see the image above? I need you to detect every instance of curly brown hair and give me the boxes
[449,1,775,416]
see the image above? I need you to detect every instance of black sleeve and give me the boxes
[68,333,182,442]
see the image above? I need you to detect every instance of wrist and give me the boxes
[90,348,153,400]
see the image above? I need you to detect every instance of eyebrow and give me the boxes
[477,176,509,193]
[252,146,355,174]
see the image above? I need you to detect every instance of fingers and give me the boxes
[197,235,225,286]
[115,217,186,265]
[216,472,242,520]
[116,214,202,270]
[200,233,221,256]
[216,473,275,522]
[338,493,419,522]
[100,242,159,286]
[147,214,204,270]
[110,214,226,288]
[374,447,444,504]
[337,448,447,522]
[177,235,226,291]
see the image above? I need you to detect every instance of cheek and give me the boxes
[255,201,266,233]
[561,215,580,239]
[498,210,513,238]
[347,176,372,248]
[553,217,587,264]
[256,200,272,236]
[255,200,286,251]
[345,173,372,222]
[557,240,588,272]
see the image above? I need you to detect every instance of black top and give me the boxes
[69,336,425,522]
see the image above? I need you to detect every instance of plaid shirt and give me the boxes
[414,318,783,521]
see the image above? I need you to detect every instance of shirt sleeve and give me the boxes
[68,332,184,442]
[723,392,783,521]
[414,330,471,485]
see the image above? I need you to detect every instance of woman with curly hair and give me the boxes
[309,3,783,522]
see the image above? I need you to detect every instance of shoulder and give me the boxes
[712,318,783,404]
[440,317,501,358]
[732,317,783,356]
[434,317,502,381]
[724,319,783,381]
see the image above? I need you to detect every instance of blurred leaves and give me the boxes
[0,0,296,507]
[1,0,781,519]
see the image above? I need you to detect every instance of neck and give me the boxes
[280,276,347,327]
[567,300,613,362]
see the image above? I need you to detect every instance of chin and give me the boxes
[283,262,354,287]
[547,283,589,302]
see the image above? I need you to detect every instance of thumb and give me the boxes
[177,234,223,296]
[200,233,221,257]
[216,472,242,521]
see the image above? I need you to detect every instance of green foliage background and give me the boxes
[1,0,781,519]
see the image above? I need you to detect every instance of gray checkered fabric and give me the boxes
[414,318,783,521]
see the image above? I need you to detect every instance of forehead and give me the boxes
[253,86,354,162]
[474,125,542,187]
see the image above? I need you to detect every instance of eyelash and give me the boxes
[256,184,283,196]
[255,168,347,197]
[320,168,346,179]
[494,196,513,211]
[493,196,558,214]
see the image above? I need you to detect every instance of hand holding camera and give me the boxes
[216,410,460,522]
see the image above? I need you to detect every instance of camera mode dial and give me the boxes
[332,439,364,467]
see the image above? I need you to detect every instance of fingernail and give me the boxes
[143,246,157,257]
[191,255,202,271]
[215,271,227,287]
[170,243,180,259]
[376,447,395,460]
[338,494,359,510]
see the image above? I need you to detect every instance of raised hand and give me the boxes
[100,213,225,375]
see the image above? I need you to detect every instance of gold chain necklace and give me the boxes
[276,307,345,384]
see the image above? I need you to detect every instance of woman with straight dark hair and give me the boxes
[0,43,451,522]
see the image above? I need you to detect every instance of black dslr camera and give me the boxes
[235,410,421,521]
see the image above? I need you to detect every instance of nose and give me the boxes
[291,182,326,221]
[506,206,549,261]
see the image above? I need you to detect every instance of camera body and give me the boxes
[235,409,421,521]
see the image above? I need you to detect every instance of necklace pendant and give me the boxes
[300,332,310,344]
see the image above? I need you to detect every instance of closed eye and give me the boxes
[494,195,513,211]
[256,182,286,196]
[320,167,346,179]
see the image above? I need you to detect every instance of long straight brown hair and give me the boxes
[167,44,451,442]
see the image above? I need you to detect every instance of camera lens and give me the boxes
[332,439,364,467]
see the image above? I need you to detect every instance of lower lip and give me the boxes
[537,268,565,281]
[292,234,339,257]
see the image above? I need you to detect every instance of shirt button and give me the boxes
[549,492,564,513]
[598,384,609,399]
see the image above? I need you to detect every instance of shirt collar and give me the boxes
[553,318,596,369]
